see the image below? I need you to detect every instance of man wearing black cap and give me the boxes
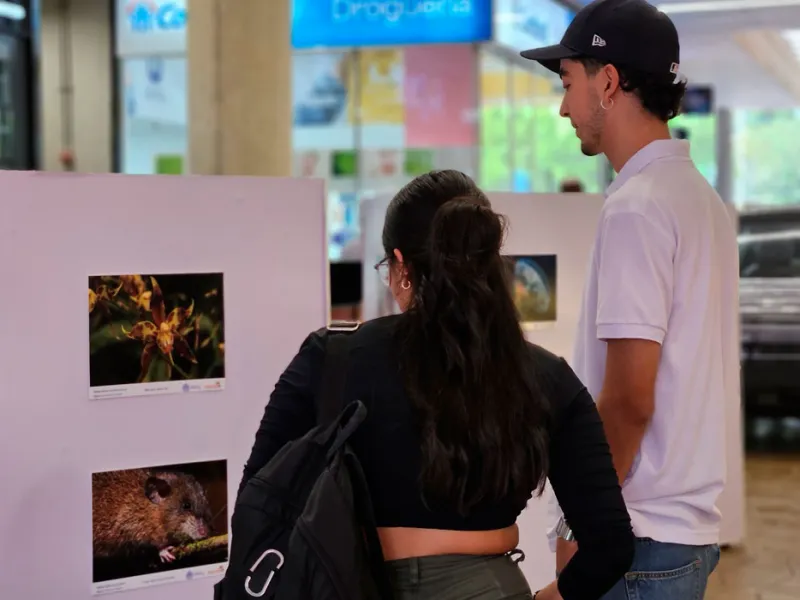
[522,1,739,599]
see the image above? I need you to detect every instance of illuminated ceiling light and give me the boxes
[0,1,25,20]
[658,0,800,14]
[782,28,800,59]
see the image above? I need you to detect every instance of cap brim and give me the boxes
[520,44,580,74]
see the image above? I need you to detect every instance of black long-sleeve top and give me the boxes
[240,315,634,599]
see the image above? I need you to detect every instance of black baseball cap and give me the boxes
[521,0,680,82]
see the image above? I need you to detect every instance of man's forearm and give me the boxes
[596,392,652,485]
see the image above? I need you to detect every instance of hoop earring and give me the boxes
[600,97,614,111]
[401,279,411,290]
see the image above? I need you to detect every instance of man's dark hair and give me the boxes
[579,57,686,122]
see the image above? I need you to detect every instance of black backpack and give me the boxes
[214,322,394,600]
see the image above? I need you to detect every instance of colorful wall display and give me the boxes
[353,49,405,125]
[292,52,357,150]
[403,44,478,147]
[292,0,493,49]
[493,0,574,53]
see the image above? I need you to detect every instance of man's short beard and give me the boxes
[580,90,605,157]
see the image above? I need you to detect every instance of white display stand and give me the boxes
[0,172,329,599]
[718,205,745,547]
[360,193,398,321]
[490,192,606,588]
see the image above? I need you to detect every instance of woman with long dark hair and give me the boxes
[240,170,634,599]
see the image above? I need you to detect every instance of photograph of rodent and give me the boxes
[91,460,228,586]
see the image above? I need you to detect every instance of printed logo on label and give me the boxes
[126,1,186,33]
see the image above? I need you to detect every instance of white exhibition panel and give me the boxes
[490,192,605,589]
[360,193,396,321]
[490,192,604,360]
[718,205,745,547]
[0,172,329,599]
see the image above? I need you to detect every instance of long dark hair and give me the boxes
[382,170,551,516]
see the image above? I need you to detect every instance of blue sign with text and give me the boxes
[292,0,493,49]
[125,1,186,33]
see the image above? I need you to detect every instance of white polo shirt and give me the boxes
[566,139,740,546]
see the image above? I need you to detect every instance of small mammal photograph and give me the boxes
[88,272,225,400]
[506,255,558,324]
[91,460,228,594]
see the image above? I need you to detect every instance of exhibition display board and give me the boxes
[718,205,745,547]
[0,172,329,598]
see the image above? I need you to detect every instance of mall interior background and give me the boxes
[23,0,800,261]
[2,0,800,598]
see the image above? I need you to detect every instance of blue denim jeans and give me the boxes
[600,537,720,600]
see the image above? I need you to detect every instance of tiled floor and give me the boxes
[707,454,800,600]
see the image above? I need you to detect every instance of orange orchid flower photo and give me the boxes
[88,272,225,399]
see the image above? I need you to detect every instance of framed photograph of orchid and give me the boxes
[88,272,225,399]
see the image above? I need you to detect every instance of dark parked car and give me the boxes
[739,229,800,417]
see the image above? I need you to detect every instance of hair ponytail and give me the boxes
[427,198,505,289]
[384,170,551,515]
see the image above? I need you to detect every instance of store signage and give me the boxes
[292,0,493,49]
[116,0,491,56]
[115,0,187,57]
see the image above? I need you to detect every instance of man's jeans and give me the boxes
[600,537,721,600]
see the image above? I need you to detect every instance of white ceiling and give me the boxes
[679,31,798,108]
[658,2,800,109]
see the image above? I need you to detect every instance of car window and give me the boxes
[739,236,800,278]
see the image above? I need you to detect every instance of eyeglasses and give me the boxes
[374,257,390,287]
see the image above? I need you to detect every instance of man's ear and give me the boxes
[602,63,621,96]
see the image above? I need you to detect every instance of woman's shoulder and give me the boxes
[525,342,588,413]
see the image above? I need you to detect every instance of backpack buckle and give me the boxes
[244,548,285,597]
[327,320,360,332]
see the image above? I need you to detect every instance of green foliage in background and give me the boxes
[479,103,602,193]
[404,149,434,176]
[734,109,800,206]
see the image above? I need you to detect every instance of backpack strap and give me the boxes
[316,320,360,426]
[345,450,395,599]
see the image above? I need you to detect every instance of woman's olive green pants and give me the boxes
[385,550,534,600]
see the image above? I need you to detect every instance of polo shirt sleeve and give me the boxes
[595,209,675,344]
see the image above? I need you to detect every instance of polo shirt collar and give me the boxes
[605,139,691,197]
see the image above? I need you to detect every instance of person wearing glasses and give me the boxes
[240,170,634,599]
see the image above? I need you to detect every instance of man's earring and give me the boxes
[600,97,615,111]
[401,279,411,290]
